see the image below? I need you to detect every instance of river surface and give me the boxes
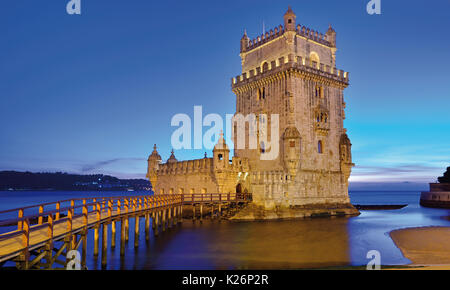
[1,190,449,269]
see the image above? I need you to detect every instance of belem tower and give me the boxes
[147,7,359,219]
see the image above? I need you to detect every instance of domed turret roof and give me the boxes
[148,144,162,161]
[283,126,301,139]
[167,149,177,163]
[284,6,296,17]
[214,131,229,151]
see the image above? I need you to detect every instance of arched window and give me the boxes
[260,142,265,153]
[318,140,323,154]
[310,52,320,68]
[218,154,223,160]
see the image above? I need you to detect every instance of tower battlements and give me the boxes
[242,24,333,54]
[231,53,349,90]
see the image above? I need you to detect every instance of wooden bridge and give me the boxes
[0,193,251,270]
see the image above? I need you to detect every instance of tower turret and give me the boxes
[146,144,162,192]
[284,6,296,31]
[240,30,249,53]
[213,131,230,169]
[167,149,177,164]
[326,24,336,47]
[147,144,162,172]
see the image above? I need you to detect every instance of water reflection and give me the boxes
[2,191,450,269]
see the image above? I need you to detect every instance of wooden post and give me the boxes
[145,213,150,241]
[125,199,129,242]
[134,215,140,248]
[193,205,196,222]
[67,204,73,253]
[173,206,178,225]
[101,223,108,268]
[111,220,116,249]
[70,200,76,249]
[81,202,88,269]
[93,202,100,256]
[120,218,126,256]
[20,218,30,270]
[211,204,214,219]
[200,204,203,223]
[164,208,168,231]
[18,208,24,230]
[56,202,60,221]
[154,210,159,236]
[45,214,53,269]
[168,207,172,229]
[38,205,44,225]
[179,204,183,224]
[152,211,156,230]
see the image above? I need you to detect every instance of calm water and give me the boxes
[1,190,450,269]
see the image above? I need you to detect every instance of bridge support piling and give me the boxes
[168,207,172,229]
[120,219,126,256]
[162,209,166,232]
[179,205,183,224]
[154,211,159,236]
[200,204,203,223]
[152,211,156,230]
[101,223,108,268]
[125,218,129,242]
[93,226,99,256]
[193,205,196,222]
[219,203,222,218]
[81,229,87,269]
[111,220,116,249]
[145,213,150,242]
[134,216,140,248]
[211,204,214,219]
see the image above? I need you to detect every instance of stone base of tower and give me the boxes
[229,202,360,221]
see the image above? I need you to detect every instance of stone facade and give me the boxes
[147,7,358,219]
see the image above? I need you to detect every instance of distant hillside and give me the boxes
[0,171,151,191]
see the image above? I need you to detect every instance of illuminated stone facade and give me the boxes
[147,7,358,219]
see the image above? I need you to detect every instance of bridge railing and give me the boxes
[0,195,183,242]
[179,193,252,204]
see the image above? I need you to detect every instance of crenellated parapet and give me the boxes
[241,24,333,54]
[232,53,349,91]
[157,158,214,175]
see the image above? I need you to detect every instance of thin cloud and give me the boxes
[81,158,145,173]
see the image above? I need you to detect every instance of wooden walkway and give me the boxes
[0,193,250,269]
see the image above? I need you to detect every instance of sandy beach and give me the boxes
[390,226,450,270]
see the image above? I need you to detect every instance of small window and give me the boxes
[260,142,266,153]
[288,19,292,24]
[290,140,295,148]
[218,154,223,160]
[318,141,323,154]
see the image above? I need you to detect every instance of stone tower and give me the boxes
[230,7,358,218]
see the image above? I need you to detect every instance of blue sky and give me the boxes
[0,0,449,186]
